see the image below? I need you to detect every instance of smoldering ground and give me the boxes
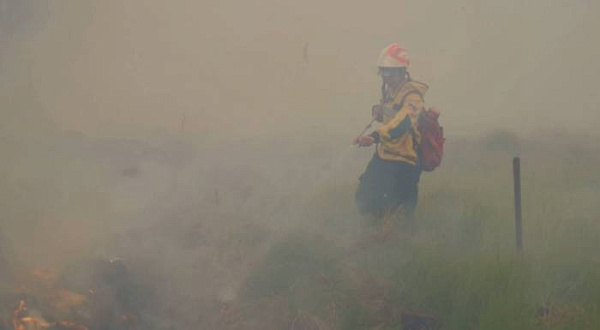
[3,130,600,329]
[2,1,600,329]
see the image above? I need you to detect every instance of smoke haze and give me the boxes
[2,0,599,139]
[1,1,600,329]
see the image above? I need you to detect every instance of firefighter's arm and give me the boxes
[372,93,423,142]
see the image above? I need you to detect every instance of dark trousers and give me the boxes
[356,155,421,221]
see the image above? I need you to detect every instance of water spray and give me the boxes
[352,117,377,147]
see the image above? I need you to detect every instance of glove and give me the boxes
[353,135,375,147]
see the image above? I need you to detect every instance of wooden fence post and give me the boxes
[513,157,523,252]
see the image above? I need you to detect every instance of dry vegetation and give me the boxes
[2,131,599,330]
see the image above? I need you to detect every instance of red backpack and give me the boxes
[418,110,444,172]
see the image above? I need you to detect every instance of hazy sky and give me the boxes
[2,0,599,139]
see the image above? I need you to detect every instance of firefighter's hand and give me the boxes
[353,135,375,147]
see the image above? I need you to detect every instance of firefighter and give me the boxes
[354,44,438,235]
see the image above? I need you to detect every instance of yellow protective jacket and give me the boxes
[372,80,429,165]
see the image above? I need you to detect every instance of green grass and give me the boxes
[4,133,598,330]
[235,138,600,330]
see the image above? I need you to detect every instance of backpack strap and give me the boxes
[410,126,421,168]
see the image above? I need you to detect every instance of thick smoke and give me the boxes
[1,0,599,329]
